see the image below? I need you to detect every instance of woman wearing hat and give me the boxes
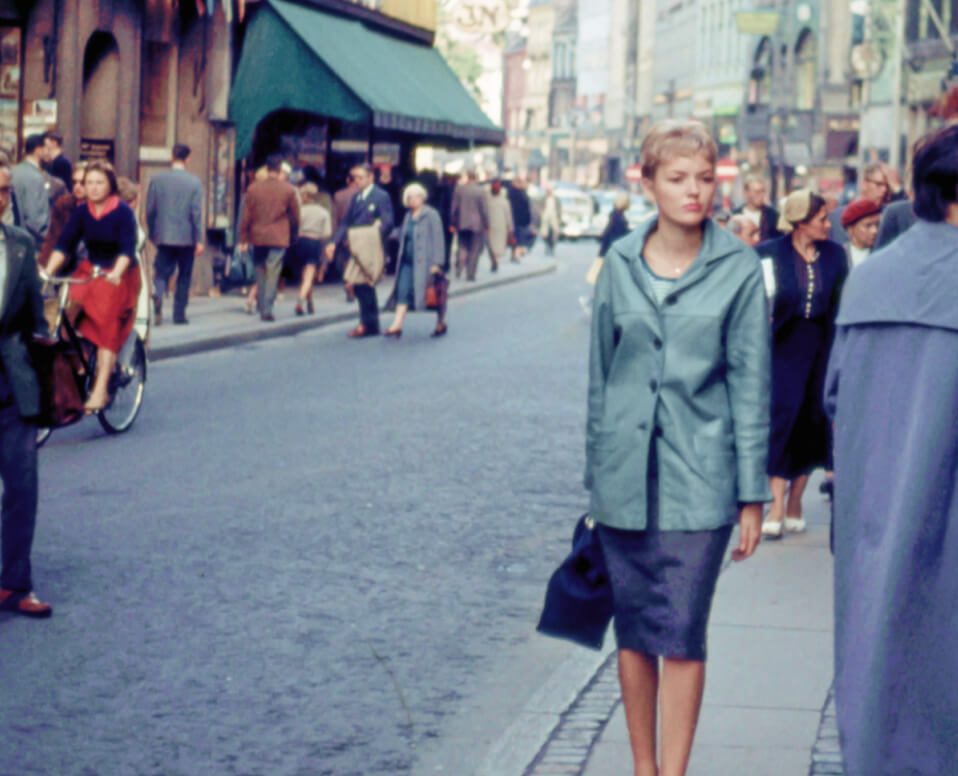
[840,197,882,269]
[756,190,847,538]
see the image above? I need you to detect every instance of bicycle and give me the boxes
[36,266,148,446]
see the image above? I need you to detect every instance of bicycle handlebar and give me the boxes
[39,266,105,285]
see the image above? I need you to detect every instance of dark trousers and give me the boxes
[154,245,196,320]
[457,230,485,280]
[355,283,380,333]
[0,402,38,593]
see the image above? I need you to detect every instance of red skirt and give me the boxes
[69,260,141,353]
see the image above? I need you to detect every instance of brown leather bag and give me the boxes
[31,341,86,428]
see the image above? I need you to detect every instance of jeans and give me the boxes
[153,245,195,320]
[253,246,285,316]
[0,402,38,593]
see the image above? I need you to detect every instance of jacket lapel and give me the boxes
[0,225,21,326]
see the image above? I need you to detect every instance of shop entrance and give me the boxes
[81,31,119,163]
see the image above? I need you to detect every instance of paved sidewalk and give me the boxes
[526,475,837,776]
[147,252,557,361]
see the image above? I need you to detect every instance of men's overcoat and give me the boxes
[586,218,772,531]
[825,219,958,776]
[0,224,45,418]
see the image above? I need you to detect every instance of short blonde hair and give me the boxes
[613,191,630,211]
[299,182,319,203]
[402,182,428,207]
[640,120,717,180]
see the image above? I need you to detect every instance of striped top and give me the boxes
[641,256,678,304]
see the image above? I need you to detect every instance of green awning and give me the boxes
[229,0,504,159]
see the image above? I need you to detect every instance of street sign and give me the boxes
[716,159,740,183]
[625,164,643,183]
[452,0,511,35]
[734,11,780,36]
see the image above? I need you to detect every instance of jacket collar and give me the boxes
[611,214,744,301]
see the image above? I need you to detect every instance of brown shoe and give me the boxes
[0,589,53,618]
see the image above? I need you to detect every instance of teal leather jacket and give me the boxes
[585,218,772,531]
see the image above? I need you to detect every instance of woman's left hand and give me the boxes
[732,503,763,561]
[105,268,123,286]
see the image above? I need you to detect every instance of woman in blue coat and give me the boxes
[586,120,771,776]
[826,125,958,776]
[755,191,847,539]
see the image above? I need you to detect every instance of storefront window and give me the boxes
[0,27,20,160]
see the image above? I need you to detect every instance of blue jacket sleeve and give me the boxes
[585,259,615,490]
[724,261,773,504]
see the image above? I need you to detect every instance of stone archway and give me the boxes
[80,30,119,160]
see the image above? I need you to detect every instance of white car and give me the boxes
[557,189,595,239]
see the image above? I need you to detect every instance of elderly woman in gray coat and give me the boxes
[384,183,448,338]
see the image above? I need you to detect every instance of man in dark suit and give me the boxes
[733,175,782,242]
[450,169,490,281]
[146,143,204,325]
[42,131,73,191]
[325,164,394,338]
[0,163,52,618]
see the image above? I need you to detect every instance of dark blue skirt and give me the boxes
[595,448,732,661]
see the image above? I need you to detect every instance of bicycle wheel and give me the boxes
[98,336,147,434]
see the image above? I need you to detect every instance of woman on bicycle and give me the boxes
[45,160,140,413]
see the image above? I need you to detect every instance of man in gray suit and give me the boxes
[450,169,489,281]
[146,143,204,325]
[11,134,50,248]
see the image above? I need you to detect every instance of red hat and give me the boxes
[841,198,882,227]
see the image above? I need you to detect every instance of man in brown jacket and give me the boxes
[238,155,300,321]
[450,169,489,281]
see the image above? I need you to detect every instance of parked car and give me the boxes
[556,188,595,239]
[626,194,653,229]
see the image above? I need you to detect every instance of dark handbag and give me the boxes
[30,340,86,428]
[536,514,614,651]
[425,270,448,310]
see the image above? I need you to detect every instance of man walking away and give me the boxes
[146,143,204,325]
[485,179,514,273]
[325,164,394,338]
[0,163,52,618]
[826,124,958,776]
[450,170,489,281]
[506,177,534,261]
[237,155,300,322]
[42,132,73,191]
[11,134,50,248]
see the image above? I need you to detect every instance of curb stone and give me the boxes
[148,262,558,362]
[810,685,845,775]
[522,652,621,776]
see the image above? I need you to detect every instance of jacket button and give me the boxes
[653,337,663,349]
[638,422,648,431]
[653,426,663,438]
[649,379,658,392]
[665,295,677,305]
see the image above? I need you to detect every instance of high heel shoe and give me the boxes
[384,329,402,339]
[307,298,315,314]
[295,303,305,316]
[431,323,448,338]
